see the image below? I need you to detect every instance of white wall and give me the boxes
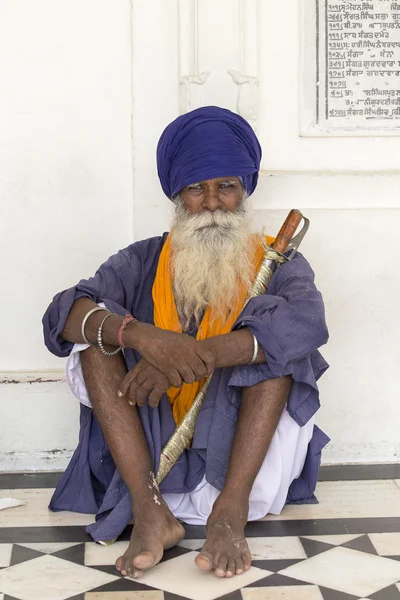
[1,0,399,471]
[0,0,133,469]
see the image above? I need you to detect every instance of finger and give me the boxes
[177,362,196,385]
[165,368,182,388]
[189,354,208,380]
[135,381,154,406]
[127,380,139,406]
[118,362,145,396]
[148,386,164,408]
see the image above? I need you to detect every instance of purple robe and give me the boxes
[42,234,329,542]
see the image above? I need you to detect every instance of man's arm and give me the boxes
[61,297,216,389]
[199,330,266,367]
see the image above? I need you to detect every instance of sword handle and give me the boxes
[271,209,303,254]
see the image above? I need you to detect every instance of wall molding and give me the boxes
[228,0,259,128]
[178,0,211,113]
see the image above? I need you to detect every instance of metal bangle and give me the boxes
[97,313,122,357]
[81,306,109,345]
[249,332,259,365]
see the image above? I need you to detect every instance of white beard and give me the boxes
[170,197,259,329]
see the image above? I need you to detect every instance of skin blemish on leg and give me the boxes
[150,472,160,490]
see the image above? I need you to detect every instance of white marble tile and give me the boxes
[247,537,306,560]
[178,538,206,551]
[86,592,164,599]
[0,554,118,600]
[263,480,400,520]
[241,586,323,600]
[302,534,363,546]
[0,544,13,567]
[126,551,270,600]
[0,489,94,527]
[369,533,400,556]
[280,547,400,597]
[20,542,82,554]
[85,541,129,566]
[0,594,3,600]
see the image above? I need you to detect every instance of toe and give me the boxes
[242,550,252,571]
[115,556,123,572]
[132,551,156,570]
[235,557,244,575]
[226,558,235,578]
[125,560,143,579]
[195,549,214,571]
[215,555,228,578]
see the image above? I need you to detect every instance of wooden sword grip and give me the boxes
[271,209,303,254]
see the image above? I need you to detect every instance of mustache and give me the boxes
[173,200,246,232]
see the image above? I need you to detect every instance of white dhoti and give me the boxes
[67,345,314,525]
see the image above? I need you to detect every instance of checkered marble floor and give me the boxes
[0,467,400,600]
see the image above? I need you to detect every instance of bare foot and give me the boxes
[115,502,185,578]
[195,496,251,578]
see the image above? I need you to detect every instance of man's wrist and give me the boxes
[199,337,220,366]
[124,319,145,351]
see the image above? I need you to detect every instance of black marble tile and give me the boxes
[183,524,207,539]
[252,558,305,571]
[319,587,361,600]
[215,591,244,600]
[299,537,335,557]
[319,464,400,481]
[164,593,193,600]
[0,525,92,543]
[244,517,400,537]
[90,564,122,576]
[369,583,400,599]
[0,471,63,489]
[2,463,397,489]
[3,596,27,600]
[10,544,45,566]
[160,544,193,563]
[52,542,86,565]
[343,533,378,555]
[246,573,309,587]
[89,577,159,592]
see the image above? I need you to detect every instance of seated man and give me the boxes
[43,106,329,580]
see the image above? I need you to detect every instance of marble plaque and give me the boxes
[301,0,400,135]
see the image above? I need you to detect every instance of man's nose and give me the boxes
[202,188,221,211]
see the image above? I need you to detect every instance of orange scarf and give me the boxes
[152,234,274,424]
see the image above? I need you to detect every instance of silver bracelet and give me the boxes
[81,306,109,345]
[249,332,259,365]
[97,313,122,356]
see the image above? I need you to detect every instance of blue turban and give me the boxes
[157,106,262,200]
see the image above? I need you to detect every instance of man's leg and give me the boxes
[195,376,292,578]
[80,347,185,578]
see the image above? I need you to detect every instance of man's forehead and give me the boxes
[187,177,241,186]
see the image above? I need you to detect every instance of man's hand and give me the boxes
[118,359,170,408]
[125,322,216,387]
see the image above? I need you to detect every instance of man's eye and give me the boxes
[219,182,235,189]
[188,185,202,191]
